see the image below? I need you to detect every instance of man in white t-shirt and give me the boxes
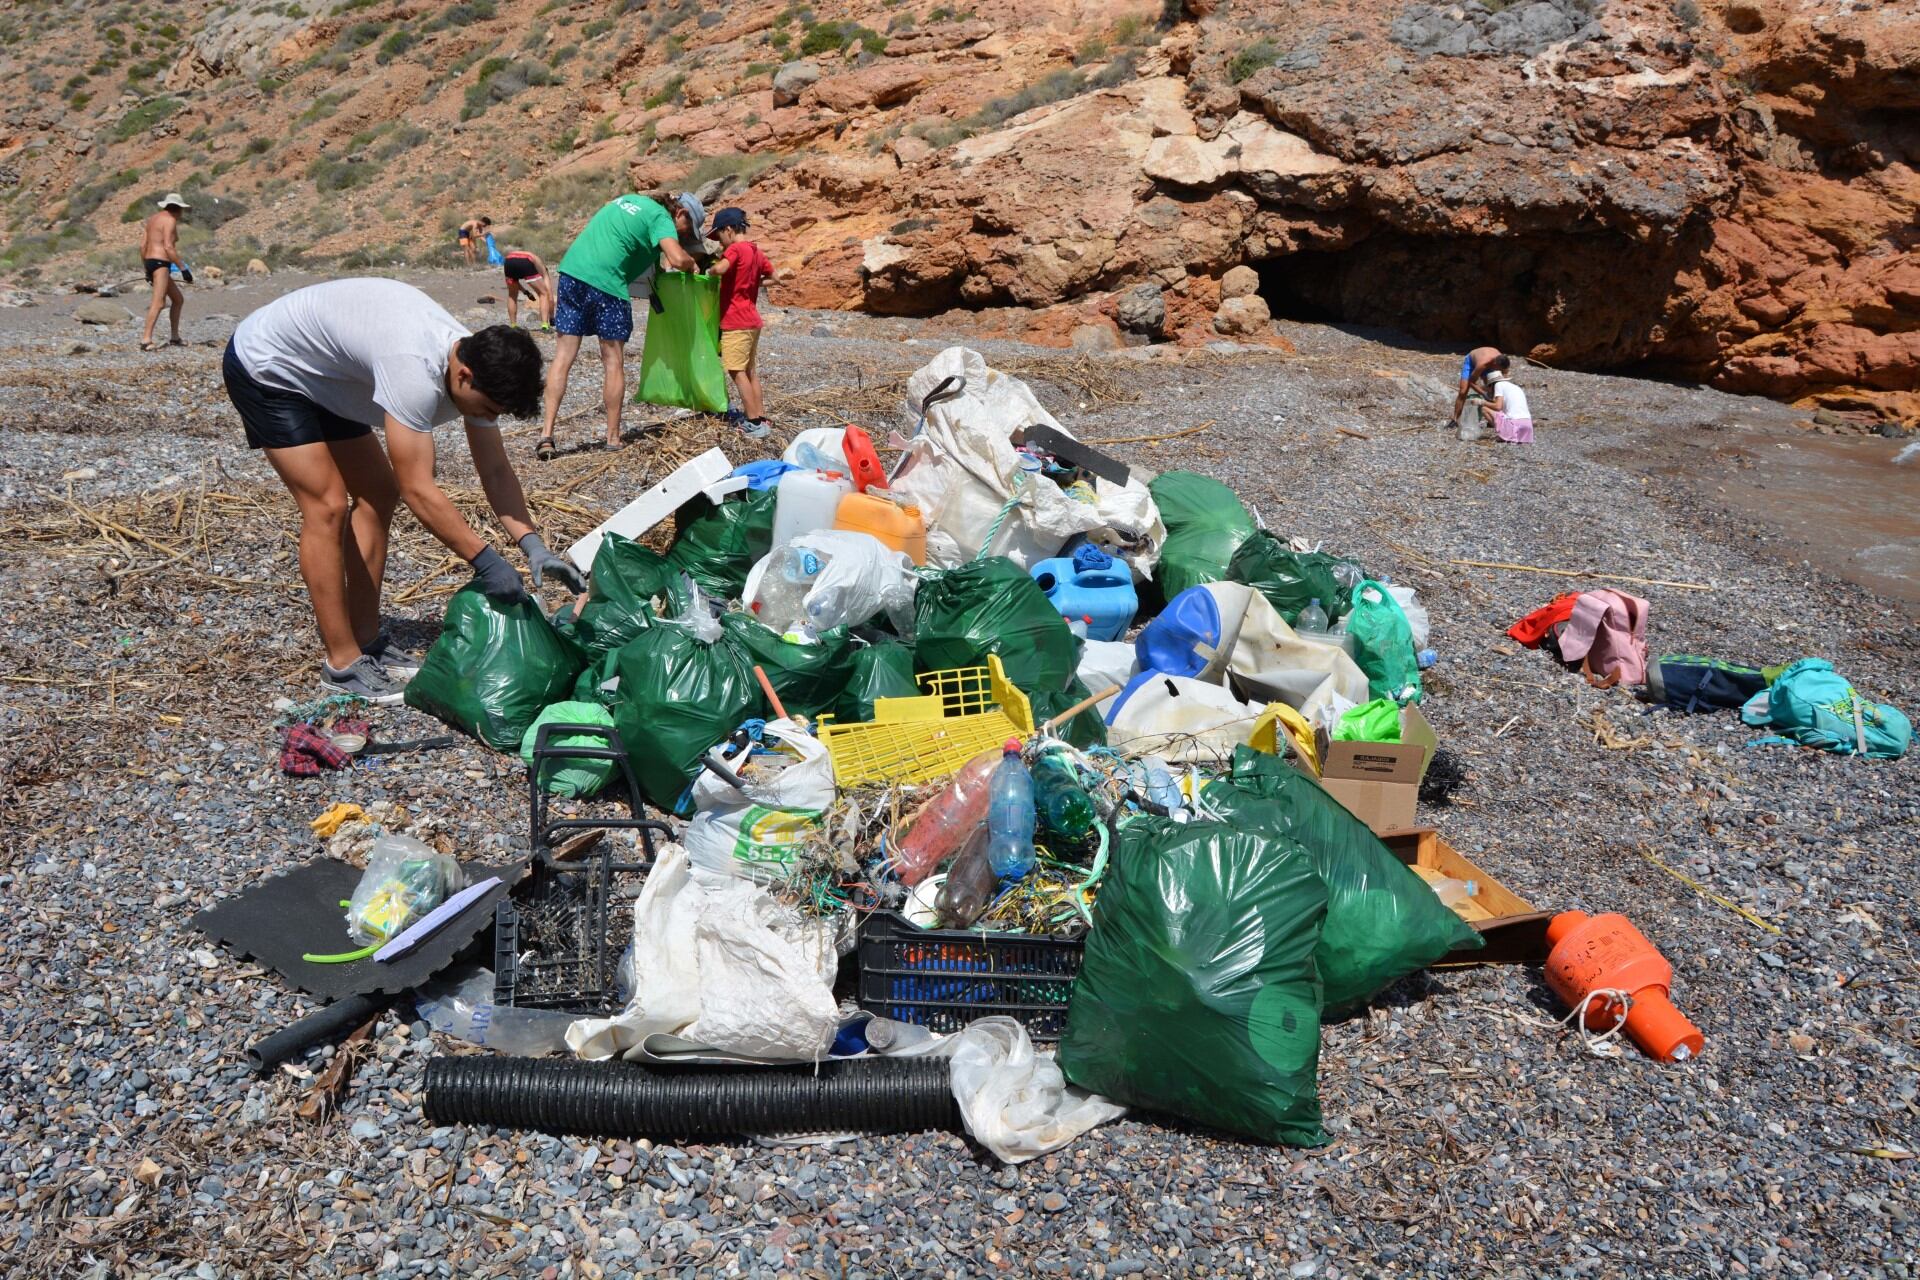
[225,278,585,703]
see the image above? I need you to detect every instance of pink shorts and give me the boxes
[1494,412,1533,444]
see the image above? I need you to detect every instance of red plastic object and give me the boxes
[841,425,888,494]
[1544,910,1704,1062]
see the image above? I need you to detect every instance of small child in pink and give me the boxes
[1482,354,1533,444]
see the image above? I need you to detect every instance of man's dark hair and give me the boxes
[480,215,492,226]
[1487,353,1511,374]
[458,326,543,418]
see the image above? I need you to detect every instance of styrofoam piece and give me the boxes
[567,447,732,570]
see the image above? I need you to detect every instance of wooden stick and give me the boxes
[1337,427,1371,441]
[1446,558,1713,592]
[1084,420,1216,446]
[1039,683,1123,733]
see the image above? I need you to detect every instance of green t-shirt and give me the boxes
[557,195,678,298]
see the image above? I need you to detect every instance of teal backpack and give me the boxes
[1740,658,1910,759]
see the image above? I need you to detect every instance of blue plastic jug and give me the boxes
[1030,556,1137,642]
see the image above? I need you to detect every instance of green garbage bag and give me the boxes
[1200,747,1482,1010]
[1333,698,1402,743]
[833,640,920,723]
[608,618,760,814]
[574,532,682,655]
[405,585,585,751]
[1060,817,1328,1146]
[914,557,1080,697]
[572,645,622,708]
[665,490,775,601]
[636,270,727,413]
[720,612,856,721]
[520,701,618,797]
[1227,532,1361,627]
[1347,579,1421,704]
[1029,677,1108,749]
[1150,471,1257,600]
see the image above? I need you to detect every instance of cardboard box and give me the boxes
[1314,703,1437,835]
[1380,827,1553,965]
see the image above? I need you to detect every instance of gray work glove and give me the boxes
[469,545,528,602]
[519,532,587,593]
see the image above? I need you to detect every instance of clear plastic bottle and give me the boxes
[1141,755,1186,819]
[863,1016,935,1051]
[880,581,917,642]
[985,741,1036,879]
[1296,597,1329,636]
[754,545,825,634]
[1064,614,1090,640]
[1031,751,1096,840]
[890,749,1001,885]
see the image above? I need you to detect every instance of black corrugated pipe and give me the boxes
[423,1055,961,1139]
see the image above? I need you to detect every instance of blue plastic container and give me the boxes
[1135,584,1222,677]
[1030,557,1137,642]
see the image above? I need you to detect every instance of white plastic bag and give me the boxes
[1387,584,1430,648]
[566,843,840,1063]
[890,347,1164,573]
[414,965,577,1057]
[890,1016,1125,1163]
[682,718,835,879]
[744,530,919,634]
[1105,672,1267,764]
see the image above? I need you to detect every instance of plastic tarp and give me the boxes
[665,489,776,601]
[1060,817,1328,1146]
[1198,747,1483,1010]
[608,618,760,814]
[890,347,1164,573]
[405,585,585,751]
[636,271,728,414]
[1227,532,1360,627]
[567,844,840,1062]
[1149,471,1257,600]
[1104,671,1266,764]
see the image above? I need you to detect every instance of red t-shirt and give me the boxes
[718,240,771,331]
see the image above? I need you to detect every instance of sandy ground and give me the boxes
[0,268,1915,1279]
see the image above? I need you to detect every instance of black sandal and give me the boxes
[535,438,556,460]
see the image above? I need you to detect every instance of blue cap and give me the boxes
[710,206,748,233]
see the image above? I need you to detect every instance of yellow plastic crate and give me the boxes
[816,655,1035,787]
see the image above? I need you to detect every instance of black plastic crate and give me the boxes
[856,911,1084,1039]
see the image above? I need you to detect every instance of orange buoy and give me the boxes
[1544,911,1704,1062]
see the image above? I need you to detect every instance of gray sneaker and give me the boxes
[364,632,423,682]
[320,654,408,706]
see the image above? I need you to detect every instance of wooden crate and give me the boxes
[1380,827,1554,966]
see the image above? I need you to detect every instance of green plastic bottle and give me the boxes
[1031,751,1096,840]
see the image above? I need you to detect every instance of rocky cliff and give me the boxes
[0,0,1912,421]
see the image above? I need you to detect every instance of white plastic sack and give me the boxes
[683,718,834,879]
[1200,582,1372,727]
[1106,673,1267,764]
[1076,639,1138,716]
[743,529,918,633]
[890,1016,1125,1163]
[891,347,1164,574]
[566,843,840,1063]
[1387,584,1431,648]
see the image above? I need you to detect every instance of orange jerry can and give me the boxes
[1544,911,1704,1062]
[835,491,927,565]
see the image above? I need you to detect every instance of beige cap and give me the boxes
[157,192,191,211]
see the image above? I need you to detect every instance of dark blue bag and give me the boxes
[1643,654,1769,713]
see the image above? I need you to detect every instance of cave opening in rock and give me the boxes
[1252,254,1344,324]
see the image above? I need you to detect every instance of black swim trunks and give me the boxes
[143,257,171,282]
[503,253,541,282]
[223,338,373,451]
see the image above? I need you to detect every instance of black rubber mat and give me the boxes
[193,857,524,1000]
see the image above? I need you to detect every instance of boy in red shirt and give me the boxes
[710,207,773,439]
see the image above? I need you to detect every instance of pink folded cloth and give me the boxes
[1557,589,1649,686]
[1494,411,1533,443]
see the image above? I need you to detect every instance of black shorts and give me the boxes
[224,339,373,451]
[144,257,171,282]
[504,256,541,282]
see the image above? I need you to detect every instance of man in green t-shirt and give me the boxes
[538,193,700,455]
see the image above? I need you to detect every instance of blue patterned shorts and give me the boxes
[554,272,633,343]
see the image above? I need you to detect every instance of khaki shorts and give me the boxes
[720,327,760,372]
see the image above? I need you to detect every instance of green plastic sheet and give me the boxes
[404,585,585,751]
[1347,579,1422,704]
[636,271,728,413]
[1149,471,1257,600]
[720,613,856,721]
[1333,698,1402,743]
[573,532,680,655]
[519,701,618,797]
[608,619,760,814]
[1200,747,1482,1010]
[665,490,775,602]
[1060,817,1328,1146]
[833,640,920,723]
[1227,532,1361,627]
[913,556,1080,697]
